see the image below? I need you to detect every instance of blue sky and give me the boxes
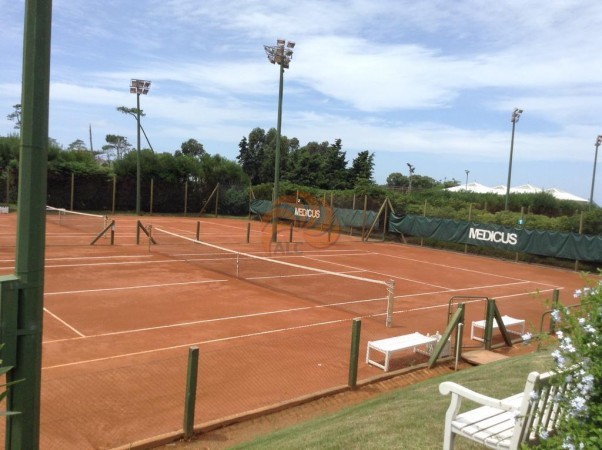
[2,1,602,203]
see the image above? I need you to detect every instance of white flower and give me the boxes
[551,309,561,321]
[539,430,549,440]
[574,289,582,298]
[556,330,564,339]
[522,332,532,342]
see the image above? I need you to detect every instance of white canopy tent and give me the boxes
[445,183,587,202]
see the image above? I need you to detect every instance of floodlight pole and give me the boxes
[130,79,151,216]
[589,135,602,208]
[264,40,295,242]
[504,108,523,211]
[407,163,415,193]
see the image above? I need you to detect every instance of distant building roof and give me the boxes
[445,183,587,202]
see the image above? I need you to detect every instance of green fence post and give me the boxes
[348,319,362,389]
[183,346,199,439]
[484,299,494,350]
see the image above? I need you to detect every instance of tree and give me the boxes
[117,106,154,152]
[103,135,131,164]
[237,128,266,184]
[386,172,407,187]
[176,138,205,159]
[67,139,88,152]
[350,150,375,184]
[6,104,21,130]
[322,139,349,189]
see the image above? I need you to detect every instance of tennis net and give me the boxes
[150,226,395,324]
[46,206,109,245]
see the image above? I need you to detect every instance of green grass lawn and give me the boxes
[231,352,553,450]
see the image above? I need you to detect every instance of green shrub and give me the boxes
[533,274,602,449]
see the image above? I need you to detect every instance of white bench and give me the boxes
[471,315,525,342]
[439,370,564,449]
[366,332,449,372]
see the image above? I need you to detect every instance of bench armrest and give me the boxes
[439,381,519,412]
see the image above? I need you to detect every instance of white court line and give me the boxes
[44,279,227,296]
[42,286,561,371]
[42,317,351,370]
[46,255,152,262]
[44,308,86,337]
[44,293,389,344]
[43,279,543,344]
[44,259,193,269]
[372,251,545,285]
[303,255,453,290]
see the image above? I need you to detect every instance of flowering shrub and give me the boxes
[533,277,602,449]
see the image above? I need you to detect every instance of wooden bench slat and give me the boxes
[440,370,566,450]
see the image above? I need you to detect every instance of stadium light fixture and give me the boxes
[130,79,151,216]
[589,134,602,208]
[504,108,523,211]
[465,169,470,190]
[264,39,295,242]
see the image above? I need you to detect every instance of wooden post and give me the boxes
[420,200,427,247]
[348,319,362,389]
[196,221,200,241]
[112,175,116,215]
[214,183,219,217]
[382,200,388,241]
[246,222,251,243]
[5,169,9,204]
[184,180,188,216]
[350,193,356,236]
[361,195,367,241]
[183,346,199,439]
[149,178,154,215]
[70,172,75,210]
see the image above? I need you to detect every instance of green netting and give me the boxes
[389,213,602,262]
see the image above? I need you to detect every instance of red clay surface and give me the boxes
[0,213,594,449]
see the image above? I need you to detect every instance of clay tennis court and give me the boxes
[0,212,588,449]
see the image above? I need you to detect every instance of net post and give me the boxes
[183,346,199,439]
[110,221,115,245]
[348,318,362,389]
[196,221,200,241]
[386,279,395,328]
[246,222,251,243]
[147,225,153,252]
[136,220,141,244]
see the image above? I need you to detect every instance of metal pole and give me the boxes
[10,1,53,447]
[136,93,141,215]
[504,119,516,210]
[271,61,284,243]
[505,111,521,211]
[589,138,601,208]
